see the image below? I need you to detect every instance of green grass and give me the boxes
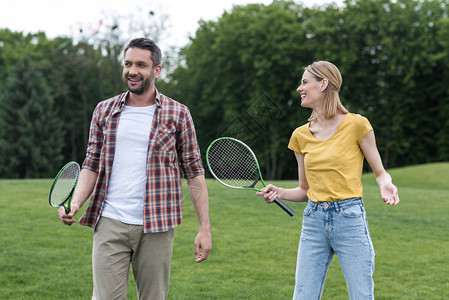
[1,162,448,299]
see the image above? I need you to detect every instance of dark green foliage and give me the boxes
[161,2,314,179]
[47,38,113,163]
[1,0,449,178]
[0,30,122,177]
[0,56,63,178]
[162,0,449,178]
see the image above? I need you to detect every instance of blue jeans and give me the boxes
[293,198,375,300]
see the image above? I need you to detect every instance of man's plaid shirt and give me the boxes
[79,90,205,233]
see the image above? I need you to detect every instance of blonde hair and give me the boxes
[305,61,348,122]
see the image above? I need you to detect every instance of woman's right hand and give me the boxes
[256,184,281,204]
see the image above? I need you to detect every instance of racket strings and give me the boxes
[208,139,259,188]
[49,164,79,206]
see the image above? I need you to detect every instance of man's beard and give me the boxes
[124,70,155,95]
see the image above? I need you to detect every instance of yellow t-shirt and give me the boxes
[288,113,373,203]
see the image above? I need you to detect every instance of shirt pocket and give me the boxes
[153,123,177,152]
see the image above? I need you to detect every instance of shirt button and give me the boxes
[324,204,329,208]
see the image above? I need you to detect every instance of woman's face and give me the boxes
[296,70,324,109]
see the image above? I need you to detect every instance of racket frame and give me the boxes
[206,137,295,217]
[48,161,80,214]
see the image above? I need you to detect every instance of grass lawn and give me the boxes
[0,162,448,299]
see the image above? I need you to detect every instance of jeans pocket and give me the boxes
[303,205,313,217]
[340,204,363,218]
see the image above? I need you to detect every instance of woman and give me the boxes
[256,61,399,299]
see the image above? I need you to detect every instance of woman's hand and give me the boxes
[379,182,400,205]
[256,184,281,204]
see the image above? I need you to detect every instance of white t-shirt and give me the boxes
[102,104,156,225]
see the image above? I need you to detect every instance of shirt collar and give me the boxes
[120,88,162,107]
[155,88,162,107]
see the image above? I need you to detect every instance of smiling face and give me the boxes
[122,47,161,95]
[296,70,326,109]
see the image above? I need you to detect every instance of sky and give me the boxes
[0,0,342,51]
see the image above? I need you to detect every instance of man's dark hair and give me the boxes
[124,38,162,66]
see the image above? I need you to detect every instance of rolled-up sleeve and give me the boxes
[82,104,103,173]
[177,107,204,179]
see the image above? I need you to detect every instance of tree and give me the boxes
[2,0,448,178]
[0,30,53,91]
[0,55,64,178]
[435,17,449,161]
[0,7,171,177]
[162,1,312,179]
[302,0,449,168]
[47,38,106,163]
[55,8,171,162]
[162,0,449,178]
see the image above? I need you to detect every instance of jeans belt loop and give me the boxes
[334,201,341,212]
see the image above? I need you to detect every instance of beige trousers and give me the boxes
[92,217,175,300]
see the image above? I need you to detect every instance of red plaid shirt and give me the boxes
[79,90,204,233]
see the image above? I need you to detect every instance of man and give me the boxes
[58,37,212,300]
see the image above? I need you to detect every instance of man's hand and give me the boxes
[195,229,212,263]
[56,168,97,226]
[187,175,212,263]
[58,203,80,226]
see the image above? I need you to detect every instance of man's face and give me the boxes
[122,48,160,95]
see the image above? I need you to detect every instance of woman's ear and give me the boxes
[320,79,329,91]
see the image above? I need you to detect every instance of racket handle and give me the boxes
[64,205,73,226]
[274,198,295,217]
[64,202,71,214]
